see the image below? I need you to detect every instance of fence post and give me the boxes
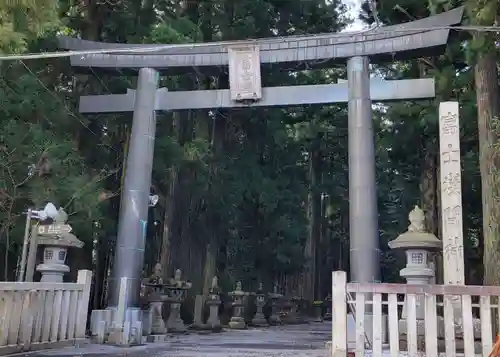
[76,270,93,338]
[331,271,347,357]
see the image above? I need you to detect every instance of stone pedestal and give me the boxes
[149,301,166,334]
[324,294,332,321]
[142,309,152,336]
[281,296,300,324]
[207,297,222,332]
[143,263,168,337]
[251,284,268,327]
[90,277,145,345]
[164,269,191,333]
[106,307,144,346]
[268,285,283,325]
[191,294,210,331]
[228,282,247,329]
[280,297,293,324]
[388,206,441,344]
[313,301,323,322]
[166,301,185,332]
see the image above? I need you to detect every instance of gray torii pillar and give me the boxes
[109,67,159,310]
[347,56,380,284]
[79,77,435,294]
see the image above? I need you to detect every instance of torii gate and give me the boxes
[58,7,463,341]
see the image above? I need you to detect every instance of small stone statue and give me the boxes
[210,276,219,294]
[408,205,425,232]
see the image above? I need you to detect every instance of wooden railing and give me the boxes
[331,271,500,357]
[0,270,92,355]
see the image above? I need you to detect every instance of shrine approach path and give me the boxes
[20,321,332,357]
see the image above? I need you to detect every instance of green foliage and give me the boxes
[0,0,59,53]
[0,0,492,290]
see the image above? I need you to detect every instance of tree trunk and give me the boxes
[475,49,500,286]
[159,165,177,275]
[160,108,193,280]
[304,145,322,301]
[420,147,441,283]
[201,112,226,298]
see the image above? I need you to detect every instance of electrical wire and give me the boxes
[0,24,499,62]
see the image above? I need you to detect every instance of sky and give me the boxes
[344,0,365,31]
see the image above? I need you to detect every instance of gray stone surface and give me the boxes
[24,322,331,357]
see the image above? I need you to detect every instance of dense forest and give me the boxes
[0,0,499,308]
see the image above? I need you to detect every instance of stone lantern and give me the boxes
[35,209,84,282]
[228,281,247,329]
[388,205,441,341]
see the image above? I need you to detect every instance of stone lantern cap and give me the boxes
[36,208,83,248]
[37,232,84,248]
[388,205,441,251]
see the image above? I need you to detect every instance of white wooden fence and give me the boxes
[331,271,500,357]
[0,270,92,355]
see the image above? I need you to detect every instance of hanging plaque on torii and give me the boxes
[228,44,262,102]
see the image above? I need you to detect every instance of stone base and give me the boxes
[107,324,142,346]
[90,308,144,345]
[190,323,212,332]
[166,317,187,333]
[251,316,269,327]
[167,325,188,333]
[206,316,222,332]
[146,334,168,342]
[281,315,299,325]
[229,317,247,329]
[268,315,282,325]
[90,309,112,338]
[210,324,223,333]
[151,325,167,334]
[282,316,307,325]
